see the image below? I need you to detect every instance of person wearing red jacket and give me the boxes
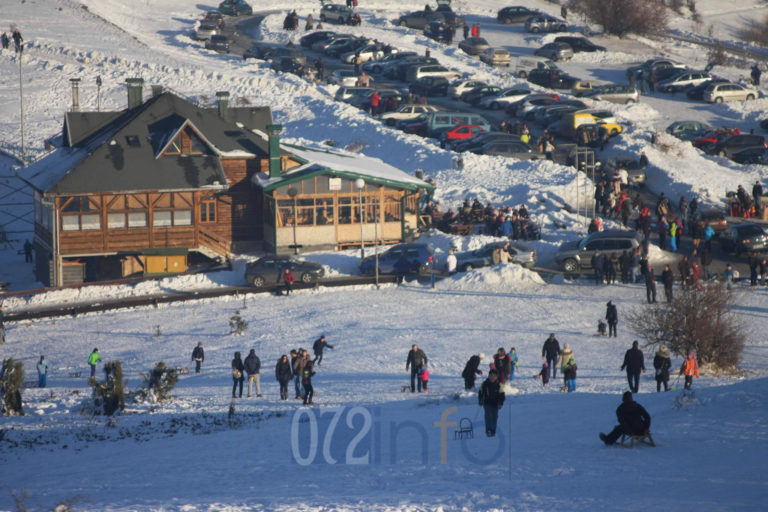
[369,91,381,116]
[283,267,295,296]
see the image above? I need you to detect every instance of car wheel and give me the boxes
[399,20,407,27]
[610,129,618,136]
[418,263,431,275]
[250,275,265,287]
[301,272,314,284]
[531,27,540,33]
[715,96,723,103]
[625,99,635,104]
[503,18,512,25]
[563,259,578,273]
[462,264,473,272]
[491,101,500,109]
[746,94,755,101]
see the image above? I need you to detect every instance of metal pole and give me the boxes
[375,198,379,288]
[96,76,102,112]
[19,44,25,166]
[292,200,298,255]
[359,186,365,260]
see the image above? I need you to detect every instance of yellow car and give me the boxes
[571,80,603,96]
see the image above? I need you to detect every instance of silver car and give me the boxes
[454,242,536,271]
[534,42,573,61]
[195,22,218,41]
[583,84,640,105]
[458,37,490,56]
[479,47,511,67]
[555,230,643,272]
[704,82,758,103]
[525,15,567,33]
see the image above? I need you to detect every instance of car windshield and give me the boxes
[738,226,765,236]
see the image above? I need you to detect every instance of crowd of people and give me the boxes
[423,197,541,240]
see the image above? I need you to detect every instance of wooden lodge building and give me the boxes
[26,79,433,286]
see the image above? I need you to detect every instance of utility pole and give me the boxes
[18,42,25,166]
[96,75,102,112]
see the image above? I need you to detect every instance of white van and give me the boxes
[513,56,556,78]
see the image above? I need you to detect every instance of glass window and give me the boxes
[316,177,330,194]
[108,213,126,229]
[297,207,314,226]
[128,212,147,228]
[81,214,100,230]
[61,216,79,231]
[338,197,352,224]
[302,179,316,194]
[200,199,216,223]
[153,211,172,227]
[174,210,192,226]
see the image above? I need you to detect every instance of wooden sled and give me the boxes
[621,431,655,448]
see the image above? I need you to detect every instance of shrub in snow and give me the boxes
[738,14,768,48]
[568,0,668,38]
[230,311,248,336]
[136,362,178,403]
[1,358,24,416]
[89,361,125,416]
[627,284,745,370]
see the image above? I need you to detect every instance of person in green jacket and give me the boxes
[88,348,101,378]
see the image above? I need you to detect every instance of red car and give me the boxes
[692,127,740,149]
[439,124,487,147]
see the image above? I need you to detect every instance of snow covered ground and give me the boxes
[2,0,768,509]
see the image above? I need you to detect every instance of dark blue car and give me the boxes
[219,0,253,16]
[360,243,436,275]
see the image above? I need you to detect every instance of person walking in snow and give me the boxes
[275,354,293,400]
[244,349,262,398]
[680,350,700,390]
[557,343,574,389]
[406,344,428,393]
[231,352,245,398]
[542,333,561,379]
[191,342,205,373]
[644,263,657,304]
[312,335,334,366]
[462,353,485,390]
[751,63,761,86]
[662,264,674,302]
[562,357,577,392]
[653,345,671,392]
[621,340,645,393]
[537,360,550,386]
[493,347,512,384]
[478,369,505,437]
[508,347,519,380]
[88,348,101,378]
[599,391,651,445]
[0,32,9,50]
[305,13,314,31]
[293,349,310,399]
[302,360,316,405]
[37,355,48,388]
[12,29,22,53]
[605,301,618,337]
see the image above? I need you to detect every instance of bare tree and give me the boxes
[626,283,745,370]
[738,14,768,47]
[568,0,669,38]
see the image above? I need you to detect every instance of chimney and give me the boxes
[216,91,230,120]
[125,78,144,109]
[151,84,164,97]
[266,124,283,178]
[69,78,81,112]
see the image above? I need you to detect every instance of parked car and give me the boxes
[626,58,685,79]
[300,30,336,48]
[455,242,536,271]
[685,78,728,100]
[458,37,490,56]
[497,6,539,24]
[387,57,439,80]
[326,69,359,86]
[692,127,741,149]
[218,0,253,16]
[528,103,580,126]
[320,4,354,24]
[205,35,230,53]
[666,120,712,140]
[334,86,374,102]
[704,82,758,103]
[731,146,768,165]
[582,84,640,104]
[555,230,643,272]
[311,34,351,52]
[360,243,437,275]
[553,36,605,52]
[534,42,574,61]
[448,79,487,100]
[265,47,307,65]
[325,37,370,58]
[425,111,491,138]
[477,88,531,109]
[409,76,450,97]
[512,55,556,78]
[557,112,622,140]
[341,43,390,64]
[347,89,403,110]
[523,99,586,121]
[203,11,225,28]
[472,141,545,160]
[450,132,518,152]
[380,104,439,126]
[505,93,560,117]
[271,57,306,76]
[527,68,578,89]
[699,209,728,233]
[195,22,218,41]
[363,51,417,74]
[246,256,325,287]
[405,64,460,83]
[398,113,430,135]
[424,21,452,43]
[480,47,512,67]
[719,223,768,254]
[525,15,567,33]
[439,124,487,147]
[242,42,272,60]
[608,155,646,188]
[703,134,767,158]
[397,10,451,29]
[657,71,712,93]
[761,118,768,131]
[460,85,502,106]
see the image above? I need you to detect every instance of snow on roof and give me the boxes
[254,143,433,191]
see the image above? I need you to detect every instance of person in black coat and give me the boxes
[302,360,316,405]
[661,264,674,302]
[493,348,512,384]
[542,333,560,379]
[275,355,293,400]
[244,349,262,398]
[191,342,204,373]
[312,335,334,366]
[605,301,618,337]
[600,391,651,445]
[620,340,645,393]
[462,353,485,390]
[231,352,245,398]
[653,345,671,392]
[406,344,428,392]
[644,263,657,304]
[479,369,505,437]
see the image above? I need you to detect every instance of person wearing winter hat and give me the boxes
[244,348,262,398]
[563,357,577,392]
[599,391,651,445]
[88,348,101,378]
[462,353,485,390]
[621,340,645,393]
[680,350,700,389]
[537,360,550,386]
[605,301,618,337]
[478,369,505,437]
[653,345,671,392]
[557,343,575,388]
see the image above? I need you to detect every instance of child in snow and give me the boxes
[537,360,550,386]
[680,350,699,390]
[563,357,577,392]
[418,364,429,392]
[508,347,519,380]
[597,319,607,336]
